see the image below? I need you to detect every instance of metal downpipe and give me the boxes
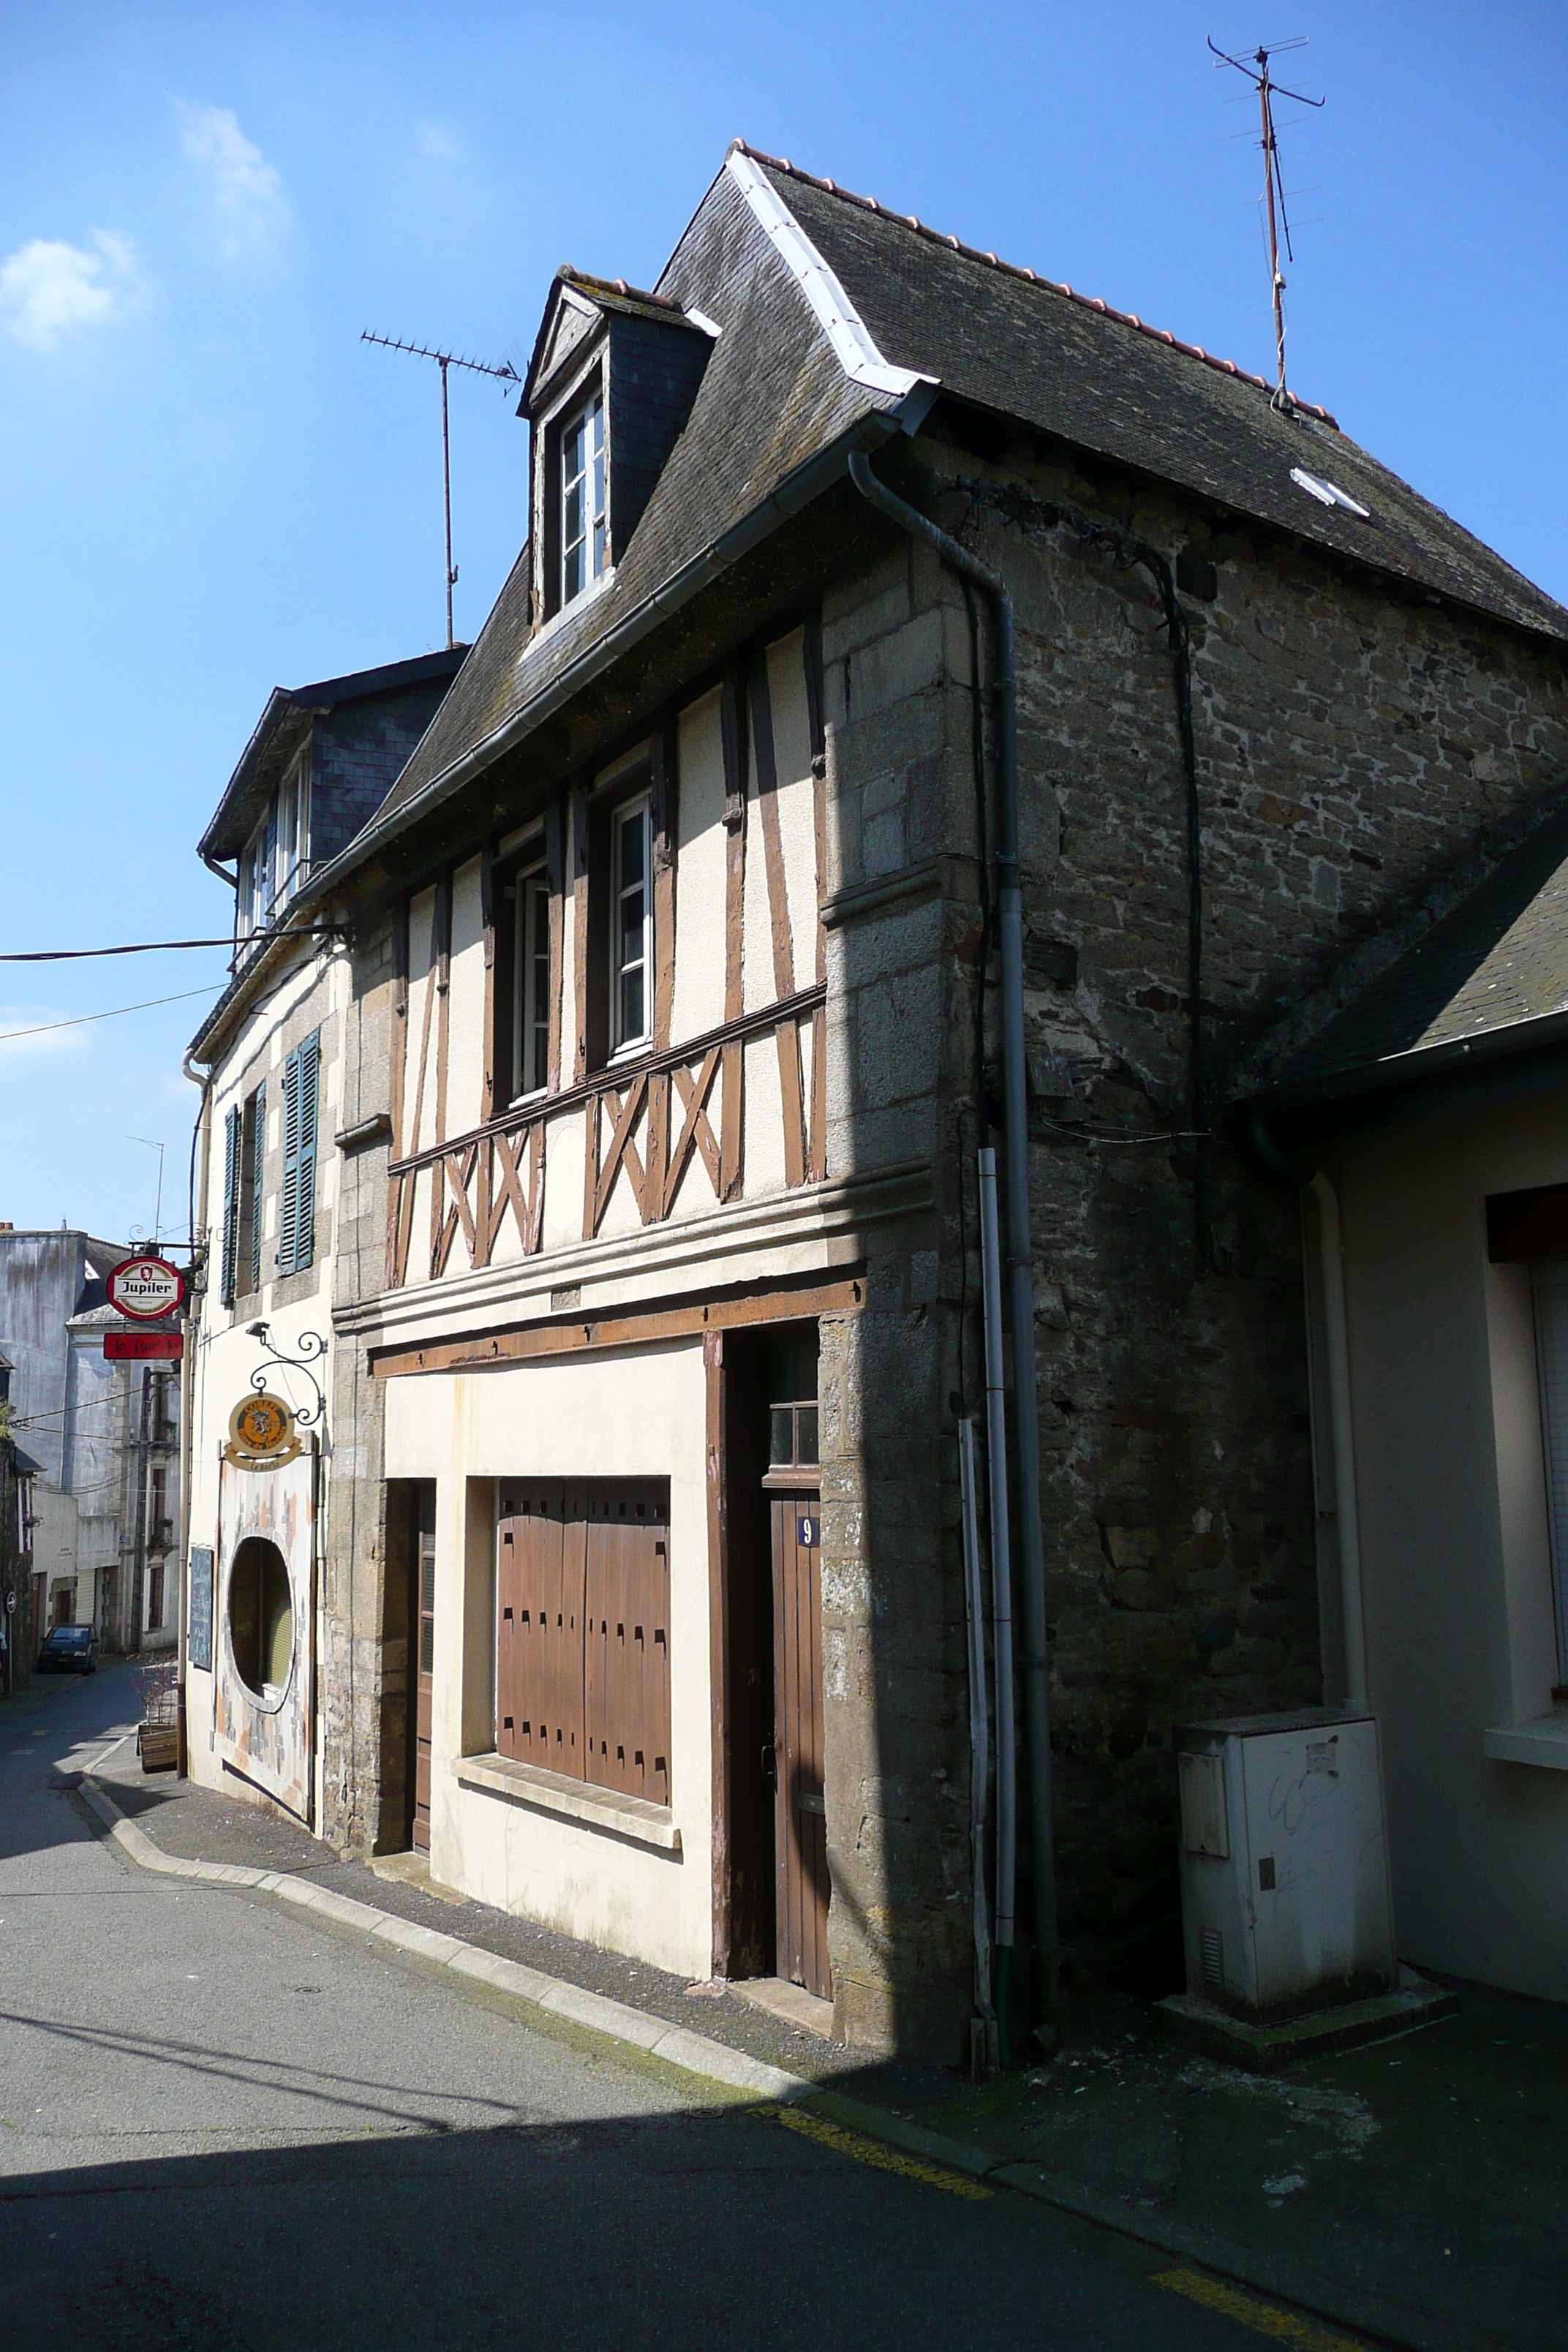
[847,450,1059,2032]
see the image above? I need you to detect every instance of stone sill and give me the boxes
[1483,1712,1568,1771]
[455,1752,682,1852]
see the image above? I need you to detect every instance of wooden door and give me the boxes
[770,1488,829,1999]
[412,1489,436,1852]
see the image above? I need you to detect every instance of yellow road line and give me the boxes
[777,2106,991,2201]
[1156,2267,1365,2350]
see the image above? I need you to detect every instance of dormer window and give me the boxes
[237,747,312,946]
[523,270,714,629]
[562,388,607,606]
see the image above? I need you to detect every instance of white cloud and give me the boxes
[0,230,144,353]
[0,1007,92,1060]
[178,103,288,260]
[417,121,465,165]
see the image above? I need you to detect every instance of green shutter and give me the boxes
[220,1106,241,1306]
[278,1050,299,1273]
[249,1081,266,1293]
[295,1032,319,1271]
[276,1033,320,1275]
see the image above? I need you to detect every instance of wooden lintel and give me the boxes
[369,1270,866,1381]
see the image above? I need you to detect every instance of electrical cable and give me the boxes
[0,988,217,1041]
[0,932,337,962]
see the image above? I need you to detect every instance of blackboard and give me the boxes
[188,1546,214,1673]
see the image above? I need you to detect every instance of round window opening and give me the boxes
[229,1537,294,1701]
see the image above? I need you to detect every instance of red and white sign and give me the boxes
[104,1329,183,1362]
[107,1254,185,1322]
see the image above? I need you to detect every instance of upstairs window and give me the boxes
[611,798,651,1052]
[561,389,606,607]
[237,749,312,946]
[510,861,551,1100]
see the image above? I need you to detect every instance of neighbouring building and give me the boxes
[182,143,1568,2057]
[1237,777,1568,2005]
[0,1225,148,1662]
[183,649,467,1820]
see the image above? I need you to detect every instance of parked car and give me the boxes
[37,1624,97,1675]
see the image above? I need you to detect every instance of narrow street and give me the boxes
[0,1667,1292,2352]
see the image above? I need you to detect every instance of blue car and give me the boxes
[37,1624,97,1675]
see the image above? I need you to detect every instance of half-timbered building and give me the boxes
[184,144,1568,2058]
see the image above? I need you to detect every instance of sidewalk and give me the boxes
[85,1732,1567,2352]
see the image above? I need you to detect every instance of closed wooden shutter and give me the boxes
[584,1482,670,1804]
[276,1031,320,1275]
[248,1081,266,1294]
[220,1105,241,1306]
[278,1051,300,1274]
[1532,1263,1568,1680]
[494,1480,668,1804]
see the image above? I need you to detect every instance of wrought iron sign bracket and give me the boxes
[244,1323,327,1428]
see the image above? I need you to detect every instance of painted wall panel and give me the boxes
[671,686,727,1048]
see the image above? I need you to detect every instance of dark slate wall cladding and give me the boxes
[606,312,712,562]
[312,682,456,867]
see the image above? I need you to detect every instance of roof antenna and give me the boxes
[361,332,520,647]
[1207,36,1324,410]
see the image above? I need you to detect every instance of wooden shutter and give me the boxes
[220,1106,241,1306]
[276,1032,320,1275]
[277,1049,300,1274]
[294,1031,319,1270]
[584,1482,670,1805]
[496,1480,668,1804]
[248,1081,266,1294]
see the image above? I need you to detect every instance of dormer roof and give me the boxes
[521,268,702,415]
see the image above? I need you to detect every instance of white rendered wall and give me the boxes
[382,1338,712,1980]
[1336,1093,1568,2001]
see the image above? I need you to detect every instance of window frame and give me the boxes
[559,384,607,610]
[608,793,652,1058]
[507,855,552,1104]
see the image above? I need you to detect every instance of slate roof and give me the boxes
[1242,790,1568,1104]
[306,140,1568,886]
[747,149,1568,645]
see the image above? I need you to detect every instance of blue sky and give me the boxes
[2,0,1564,1245]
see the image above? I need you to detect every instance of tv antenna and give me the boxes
[361,331,520,647]
[1208,37,1324,407]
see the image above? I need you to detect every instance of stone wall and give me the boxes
[318,913,398,1852]
[815,422,1568,2034]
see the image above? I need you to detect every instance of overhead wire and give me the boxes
[0,988,219,1041]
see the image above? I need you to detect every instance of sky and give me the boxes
[1,0,1564,1247]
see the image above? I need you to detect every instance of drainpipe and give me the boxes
[179,1049,212,1775]
[848,449,1059,2032]
[977,1148,1016,2064]
[1308,1170,1368,1708]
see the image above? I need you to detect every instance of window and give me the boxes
[238,1082,265,1295]
[510,863,551,1099]
[561,388,606,607]
[1533,1262,1568,1684]
[494,1480,669,1806]
[611,798,651,1051]
[148,1559,165,1630]
[236,750,310,946]
[228,1534,293,1697]
[277,1030,320,1276]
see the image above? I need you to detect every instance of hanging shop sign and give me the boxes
[104,1328,183,1362]
[223,1391,303,1469]
[107,1254,186,1322]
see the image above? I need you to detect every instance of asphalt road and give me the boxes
[0,1667,1302,2352]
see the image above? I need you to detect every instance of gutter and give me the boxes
[846,447,1059,2038]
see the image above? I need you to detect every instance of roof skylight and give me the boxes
[1290,466,1370,519]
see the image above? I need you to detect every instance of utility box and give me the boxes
[1176,1708,1396,2020]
